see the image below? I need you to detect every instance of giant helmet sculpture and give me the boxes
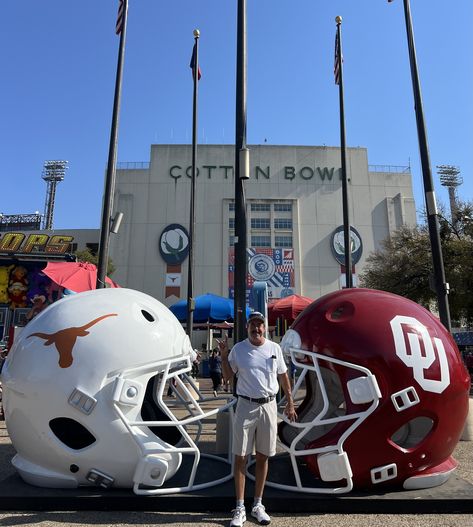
[1,288,234,494]
[274,288,470,493]
[1,287,469,495]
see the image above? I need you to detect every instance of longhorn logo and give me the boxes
[28,313,118,368]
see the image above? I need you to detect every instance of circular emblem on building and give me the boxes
[331,226,363,265]
[159,224,189,264]
[248,254,276,281]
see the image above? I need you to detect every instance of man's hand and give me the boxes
[216,336,229,357]
[279,372,297,422]
[284,398,297,422]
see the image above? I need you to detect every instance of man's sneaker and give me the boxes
[230,506,246,527]
[251,503,271,525]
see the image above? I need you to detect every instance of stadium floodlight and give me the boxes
[437,165,463,223]
[42,160,68,230]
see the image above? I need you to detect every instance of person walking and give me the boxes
[219,312,297,526]
[209,348,223,396]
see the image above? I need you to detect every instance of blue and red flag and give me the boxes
[190,43,202,80]
[115,0,125,35]
[334,32,340,85]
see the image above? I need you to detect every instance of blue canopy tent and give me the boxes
[170,294,252,375]
[170,293,250,323]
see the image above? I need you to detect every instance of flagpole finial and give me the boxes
[335,15,342,25]
[193,29,200,39]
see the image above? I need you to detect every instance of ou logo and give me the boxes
[390,315,450,394]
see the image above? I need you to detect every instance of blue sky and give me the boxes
[1,1,471,229]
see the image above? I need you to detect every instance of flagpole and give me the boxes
[96,0,128,289]
[335,16,353,288]
[400,0,451,330]
[186,30,200,344]
[234,0,249,343]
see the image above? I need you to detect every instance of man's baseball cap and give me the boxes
[247,311,265,324]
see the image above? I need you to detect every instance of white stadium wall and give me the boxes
[109,144,416,305]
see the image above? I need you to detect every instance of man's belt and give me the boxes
[238,394,276,404]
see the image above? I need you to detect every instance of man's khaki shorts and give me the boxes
[232,397,278,457]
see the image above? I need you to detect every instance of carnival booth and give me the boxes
[0,254,71,347]
[0,254,119,349]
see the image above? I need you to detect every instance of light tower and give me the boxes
[42,160,68,230]
[437,165,462,222]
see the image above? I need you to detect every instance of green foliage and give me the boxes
[359,201,473,326]
[74,248,116,277]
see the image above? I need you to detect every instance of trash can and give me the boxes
[201,359,210,378]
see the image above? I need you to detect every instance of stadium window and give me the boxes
[275,235,293,248]
[251,235,271,247]
[251,218,270,229]
[274,203,292,212]
[251,203,270,212]
[274,218,292,230]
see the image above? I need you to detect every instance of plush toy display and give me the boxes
[9,265,29,287]
[27,268,51,304]
[0,265,14,304]
[8,282,28,309]
[25,294,48,322]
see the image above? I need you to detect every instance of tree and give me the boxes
[74,248,116,277]
[359,201,473,326]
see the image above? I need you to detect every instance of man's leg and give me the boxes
[229,455,248,526]
[253,451,268,499]
[234,454,247,500]
[251,401,276,526]
[251,452,271,525]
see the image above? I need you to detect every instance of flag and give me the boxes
[190,43,202,80]
[115,0,125,35]
[334,32,341,85]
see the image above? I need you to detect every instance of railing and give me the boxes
[368,164,411,174]
[116,162,150,170]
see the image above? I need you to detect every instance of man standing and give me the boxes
[219,312,296,526]
[209,348,223,397]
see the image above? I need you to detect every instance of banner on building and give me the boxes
[228,247,295,301]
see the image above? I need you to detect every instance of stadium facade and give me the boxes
[109,144,416,305]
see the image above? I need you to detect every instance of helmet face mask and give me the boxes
[1,288,234,494]
[272,289,470,494]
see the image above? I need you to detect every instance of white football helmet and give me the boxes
[1,288,234,494]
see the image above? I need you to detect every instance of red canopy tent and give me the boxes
[268,294,314,326]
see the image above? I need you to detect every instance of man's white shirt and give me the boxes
[228,338,287,398]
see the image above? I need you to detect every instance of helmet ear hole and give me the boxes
[390,416,434,449]
[49,418,96,450]
[141,310,155,322]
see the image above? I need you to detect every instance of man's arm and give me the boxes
[217,337,234,383]
[278,371,297,422]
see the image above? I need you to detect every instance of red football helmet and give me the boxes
[274,288,469,493]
